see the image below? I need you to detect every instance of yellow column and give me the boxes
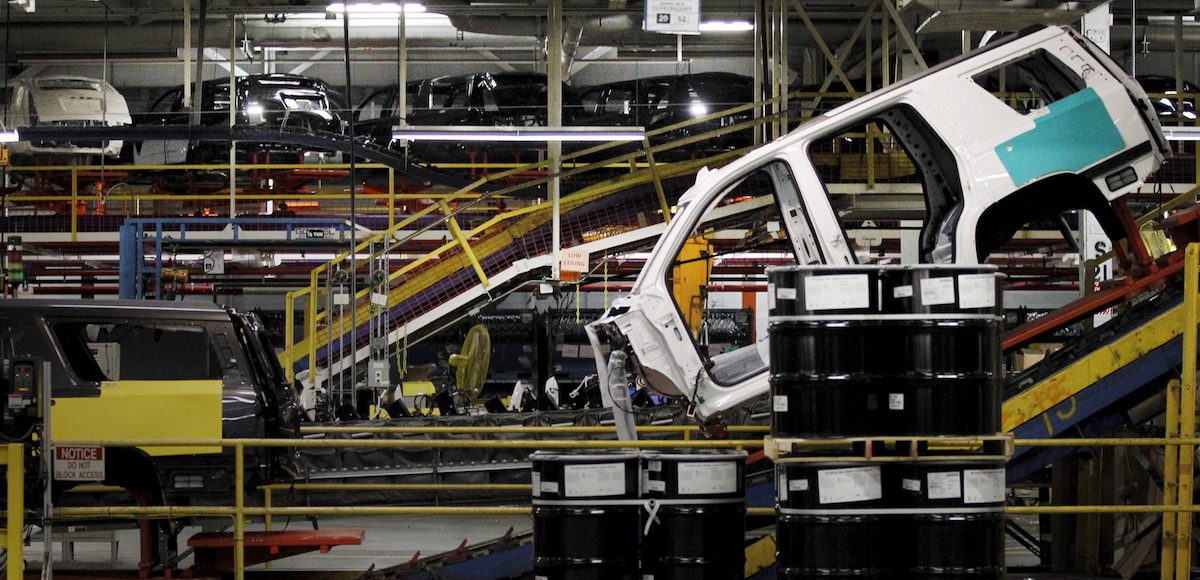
[70,168,78,242]
[284,290,296,383]
[1176,243,1199,579]
[4,443,24,580]
[1163,377,1180,579]
[234,442,245,580]
[388,168,396,230]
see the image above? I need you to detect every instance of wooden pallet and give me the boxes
[764,433,1014,463]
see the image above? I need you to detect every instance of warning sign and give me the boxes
[54,446,106,482]
[560,247,589,274]
[559,247,589,283]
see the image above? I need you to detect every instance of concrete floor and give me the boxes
[23,514,533,573]
[14,514,1101,577]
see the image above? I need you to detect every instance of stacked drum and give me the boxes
[531,449,747,580]
[531,450,643,580]
[768,264,1007,579]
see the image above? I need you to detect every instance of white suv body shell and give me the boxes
[587,26,1167,421]
[4,75,132,157]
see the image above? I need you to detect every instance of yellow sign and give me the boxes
[0,146,9,167]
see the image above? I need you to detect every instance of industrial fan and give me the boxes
[441,324,491,413]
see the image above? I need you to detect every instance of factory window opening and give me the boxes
[51,320,223,384]
[666,161,816,386]
[971,48,1086,114]
[806,104,964,263]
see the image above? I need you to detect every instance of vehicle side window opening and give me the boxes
[971,48,1086,114]
[665,161,815,386]
[431,82,468,111]
[51,320,222,383]
[149,88,182,114]
[806,104,964,263]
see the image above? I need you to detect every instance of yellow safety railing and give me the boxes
[17,434,762,580]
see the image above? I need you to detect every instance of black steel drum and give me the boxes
[894,461,1006,579]
[775,462,893,579]
[531,450,641,580]
[768,265,885,317]
[768,265,1003,437]
[640,449,747,580]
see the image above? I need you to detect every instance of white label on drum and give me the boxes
[927,471,962,500]
[804,274,870,311]
[773,395,789,413]
[902,478,921,492]
[958,273,996,309]
[888,393,904,410]
[564,463,626,497]
[767,282,776,311]
[893,284,914,299]
[646,479,666,493]
[817,466,882,504]
[920,276,956,306]
[778,472,789,501]
[788,478,809,491]
[777,286,797,301]
[647,460,663,472]
[963,468,1006,504]
[541,481,559,494]
[531,471,541,497]
[678,461,738,495]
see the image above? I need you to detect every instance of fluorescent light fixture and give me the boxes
[392,125,646,142]
[328,2,426,14]
[1162,126,1200,141]
[699,20,752,32]
[0,130,19,143]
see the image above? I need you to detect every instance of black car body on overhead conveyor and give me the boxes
[579,72,756,159]
[131,73,346,165]
[355,72,593,163]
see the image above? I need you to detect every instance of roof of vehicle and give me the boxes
[0,299,231,320]
[196,73,333,89]
[6,75,115,90]
[581,71,753,91]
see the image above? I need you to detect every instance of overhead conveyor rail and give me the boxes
[13,124,490,192]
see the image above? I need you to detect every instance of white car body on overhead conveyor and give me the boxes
[3,75,132,157]
[586,25,1167,425]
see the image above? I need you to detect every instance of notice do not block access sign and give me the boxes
[54,446,106,481]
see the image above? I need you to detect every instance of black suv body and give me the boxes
[0,299,299,506]
[579,72,755,158]
[132,73,346,164]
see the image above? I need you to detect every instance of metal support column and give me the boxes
[398,4,408,131]
[118,224,138,299]
[548,0,563,280]
[753,0,765,145]
[228,14,238,219]
[777,0,788,136]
